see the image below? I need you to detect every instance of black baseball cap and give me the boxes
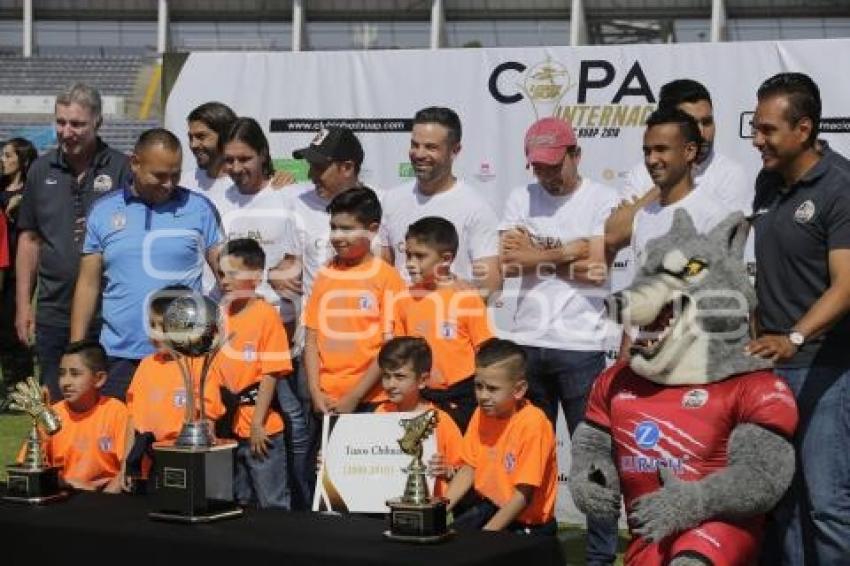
[292,126,364,166]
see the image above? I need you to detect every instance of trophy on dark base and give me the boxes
[385,409,451,543]
[148,294,242,523]
[3,376,68,504]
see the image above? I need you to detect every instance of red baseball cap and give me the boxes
[524,117,577,166]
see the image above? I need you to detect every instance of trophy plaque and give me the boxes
[385,409,451,543]
[4,377,68,504]
[148,294,242,523]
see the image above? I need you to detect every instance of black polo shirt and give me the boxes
[752,150,850,368]
[17,138,131,328]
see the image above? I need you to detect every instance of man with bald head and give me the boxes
[70,128,222,400]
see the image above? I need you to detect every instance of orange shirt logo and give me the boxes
[98,436,113,452]
[439,321,457,339]
[172,390,187,408]
[504,451,516,473]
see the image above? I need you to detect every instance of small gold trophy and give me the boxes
[4,376,68,503]
[385,409,450,542]
[148,294,242,523]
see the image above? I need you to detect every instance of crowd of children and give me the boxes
[24,186,559,536]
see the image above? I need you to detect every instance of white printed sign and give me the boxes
[313,412,437,514]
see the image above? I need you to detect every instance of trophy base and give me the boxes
[382,529,454,544]
[149,505,243,523]
[386,497,450,543]
[149,439,241,523]
[2,490,70,505]
[3,465,68,504]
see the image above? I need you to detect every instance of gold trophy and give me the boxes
[148,294,242,523]
[385,409,450,542]
[4,377,68,503]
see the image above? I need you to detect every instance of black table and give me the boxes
[0,493,565,565]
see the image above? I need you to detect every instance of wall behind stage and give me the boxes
[164,39,850,525]
[165,38,850,209]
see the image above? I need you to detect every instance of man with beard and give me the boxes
[499,117,620,564]
[382,107,501,298]
[16,83,131,401]
[180,102,237,197]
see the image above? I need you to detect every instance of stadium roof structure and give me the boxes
[1,0,848,54]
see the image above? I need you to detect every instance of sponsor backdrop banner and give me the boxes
[166,39,850,524]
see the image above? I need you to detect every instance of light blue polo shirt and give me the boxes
[83,185,222,359]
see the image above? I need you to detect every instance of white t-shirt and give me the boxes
[278,183,388,298]
[278,182,334,299]
[382,179,499,282]
[179,167,232,200]
[623,150,752,215]
[615,151,752,291]
[499,178,620,350]
[207,181,296,321]
[630,187,730,277]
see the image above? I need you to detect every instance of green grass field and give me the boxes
[0,411,624,563]
[0,413,29,480]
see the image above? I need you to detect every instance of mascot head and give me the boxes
[610,210,770,385]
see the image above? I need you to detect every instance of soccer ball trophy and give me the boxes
[148,294,242,523]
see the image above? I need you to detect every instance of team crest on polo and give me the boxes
[794,200,815,224]
[111,210,126,230]
[98,436,113,452]
[173,389,187,407]
[682,388,709,409]
[504,452,517,473]
[358,294,374,310]
[243,343,257,362]
[93,174,113,193]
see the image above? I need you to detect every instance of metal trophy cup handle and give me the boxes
[4,376,68,503]
[385,408,451,543]
[164,331,235,449]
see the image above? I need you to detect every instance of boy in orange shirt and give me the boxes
[375,337,463,496]
[22,340,130,493]
[445,338,558,535]
[304,186,404,415]
[394,216,493,430]
[124,285,225,487]
[212,238,293,509]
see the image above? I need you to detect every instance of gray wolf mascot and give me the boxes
[570,210,798,566]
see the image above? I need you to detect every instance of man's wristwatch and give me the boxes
[788,330,805,347]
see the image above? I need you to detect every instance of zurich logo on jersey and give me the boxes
[634,420,661,449]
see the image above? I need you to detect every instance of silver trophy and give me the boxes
[4,376,68,503]
[149,293,242,523]
[162,294,225,448]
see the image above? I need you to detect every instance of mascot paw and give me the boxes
[570,463,621,522]
[629,467,704,542]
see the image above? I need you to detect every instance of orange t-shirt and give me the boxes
[393,285,493,389]
[212,297,293,439]
[374,402,464,496]
[304,256,405,404]
[126,351,226,442]
[461,401,557,525]
[31,397,130,490]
